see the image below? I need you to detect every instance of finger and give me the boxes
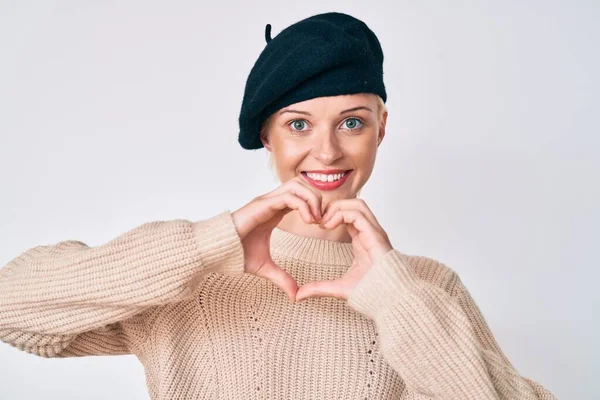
[285,179,324,221]
[258,261,299,302]
[265,178,324,221]
[346,223,360,239]
[287,180,323,221]
[322,209,391,260]
[291,177,325,220]
[295,279,347,302]
[320,209,374,234]
[266,192,315,224]
[346,224,371,258]
[321,199,381,229]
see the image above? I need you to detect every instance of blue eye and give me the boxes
[287,118,363,133]
[288,119,309,132]
[343,117,363,130]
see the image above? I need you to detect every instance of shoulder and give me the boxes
[400,252,463,297]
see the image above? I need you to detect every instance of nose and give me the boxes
[311,128,343,165]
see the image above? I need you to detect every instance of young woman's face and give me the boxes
[261,93,387,204]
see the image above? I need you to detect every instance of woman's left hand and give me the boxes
[295,198,394,302]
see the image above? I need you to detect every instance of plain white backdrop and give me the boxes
[1,1,597,399]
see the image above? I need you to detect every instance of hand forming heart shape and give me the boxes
[231,175,393,303]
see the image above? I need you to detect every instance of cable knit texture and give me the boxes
[0,210,557,399]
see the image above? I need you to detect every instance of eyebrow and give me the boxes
[277,106,373,116]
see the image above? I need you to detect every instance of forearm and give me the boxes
[348,249,557,399]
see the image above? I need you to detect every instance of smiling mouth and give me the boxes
[300,170,354,190]
[300,169,353,174]
[301,170,353,179]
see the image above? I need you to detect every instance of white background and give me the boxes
[1,1,597,399]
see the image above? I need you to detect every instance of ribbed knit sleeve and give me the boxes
[346,249,558,399]
[0,210,245,358]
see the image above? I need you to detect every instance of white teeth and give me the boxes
[306,171,347,182]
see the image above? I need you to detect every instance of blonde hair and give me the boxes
[261,94,387,175]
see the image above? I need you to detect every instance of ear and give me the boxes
[261,137,272,152]
[377,111,388,146]
[260,122,272,151]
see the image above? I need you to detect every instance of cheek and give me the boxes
[275,147,302,165]
[347,140,377,167]
[272,144,307,176]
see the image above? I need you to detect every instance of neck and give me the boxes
[270,223,354,271]
[277,211,353,243]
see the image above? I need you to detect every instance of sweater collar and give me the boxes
[270,226,354,266]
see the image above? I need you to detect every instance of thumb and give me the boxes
[296,279,346,302]
[256,260,299,302]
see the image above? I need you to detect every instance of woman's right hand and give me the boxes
[231,176,324,302]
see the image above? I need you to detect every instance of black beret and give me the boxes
[238,12,387,150]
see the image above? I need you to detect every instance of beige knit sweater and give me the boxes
[0,210,557,399]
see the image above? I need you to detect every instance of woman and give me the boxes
[0,12,556,400]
